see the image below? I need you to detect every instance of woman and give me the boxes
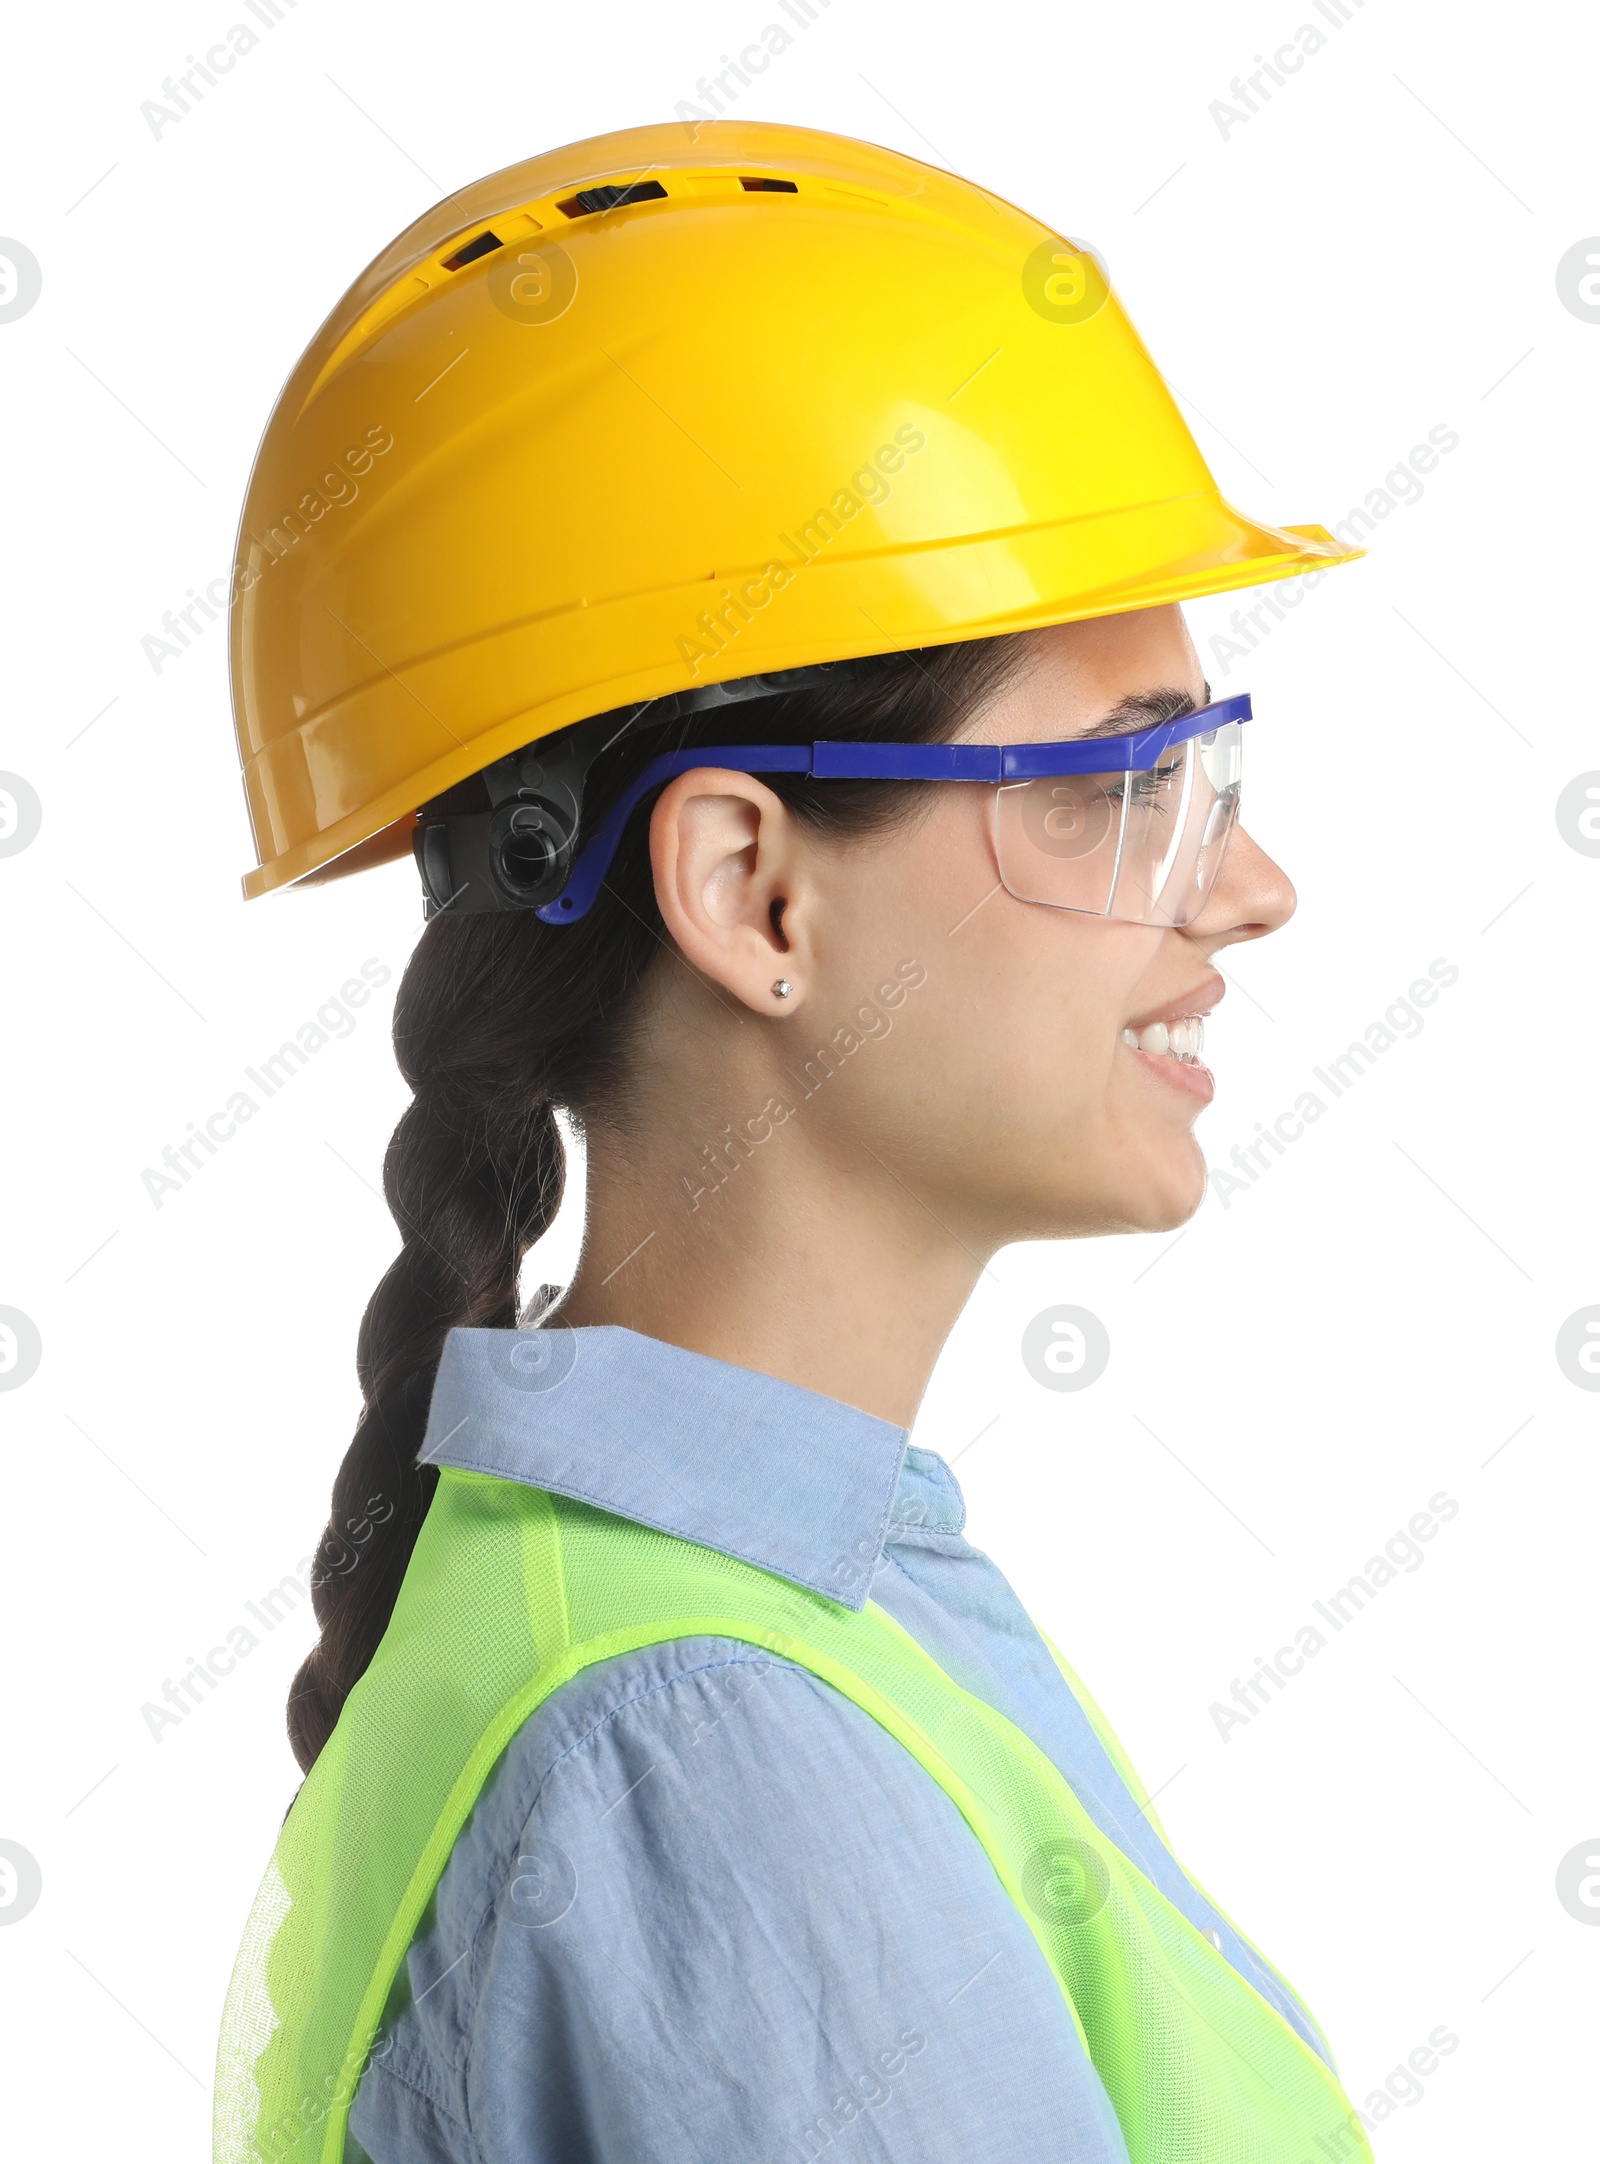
[217,121,1369,2164]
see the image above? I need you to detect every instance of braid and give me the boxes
[287,631,1035,1772]
[287,960,566,1771]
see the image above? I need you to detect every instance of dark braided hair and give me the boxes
[287,632,1036,1771]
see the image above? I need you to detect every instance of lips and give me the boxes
[1124,973,1225,1035]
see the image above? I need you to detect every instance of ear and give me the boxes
[649,769,813,1016]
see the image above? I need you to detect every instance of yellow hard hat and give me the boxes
[231,119,1361,899]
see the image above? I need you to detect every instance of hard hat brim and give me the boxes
[242,501,1359,898]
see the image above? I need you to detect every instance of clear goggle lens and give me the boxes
[992,721,1243,928]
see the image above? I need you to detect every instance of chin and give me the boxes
[992,1123,1210,1242]
[1057,1139,1209,1239]
[1132,1137,1210,1229]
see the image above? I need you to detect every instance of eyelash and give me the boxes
[1106,764,1181,810]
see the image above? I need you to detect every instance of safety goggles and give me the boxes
[535,693,1247,929]
[413,671,1248,931]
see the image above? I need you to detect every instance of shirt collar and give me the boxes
[419,1323,911,1610]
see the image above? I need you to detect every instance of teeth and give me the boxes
[1126,1016,1206,1064]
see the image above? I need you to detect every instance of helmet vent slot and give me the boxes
[440,229,505,271]
[740,176,798,192]
[558,181,669,218]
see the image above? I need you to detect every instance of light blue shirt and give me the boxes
[348,1324,1324,2163]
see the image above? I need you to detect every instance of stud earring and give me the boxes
[771,978,793,999]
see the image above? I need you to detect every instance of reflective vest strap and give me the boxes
[316,1617,691,2164]
[1036,1628,1174,1850]
[1034,1625,1336,2072]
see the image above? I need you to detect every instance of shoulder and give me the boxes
[351,1634,1126,2164]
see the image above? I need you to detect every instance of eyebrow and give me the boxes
[1073,681,1213,740]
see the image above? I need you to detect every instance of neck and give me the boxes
[557,1112,986,1430]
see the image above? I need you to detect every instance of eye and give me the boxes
[1105,761,1181,810]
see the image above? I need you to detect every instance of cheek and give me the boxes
[1039,936,1154,1117]
[964,910,1163,1073]
[893,909,1163,1146]
[851,806,1160,1108]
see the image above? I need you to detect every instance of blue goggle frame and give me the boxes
[537,693,1251,924]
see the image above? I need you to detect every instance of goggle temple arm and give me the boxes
[535,745,812,923]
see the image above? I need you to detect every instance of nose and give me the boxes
[1188,823,1296,949]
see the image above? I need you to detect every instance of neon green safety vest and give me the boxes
[214,1470,1374,2164]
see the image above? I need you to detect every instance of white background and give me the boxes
[2,0,1595,2153]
